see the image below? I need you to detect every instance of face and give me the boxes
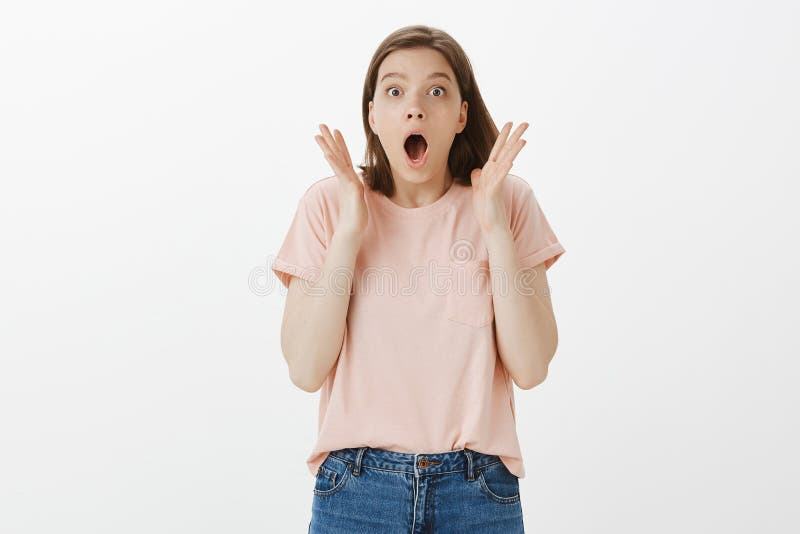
[368,47,468,187]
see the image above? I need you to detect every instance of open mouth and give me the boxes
[403,134,429,166]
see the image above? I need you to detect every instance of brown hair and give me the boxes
[357,25,500,197]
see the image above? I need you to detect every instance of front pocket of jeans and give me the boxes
[446,259,494,328]
[477,461,520,504]
[313,455,352,497]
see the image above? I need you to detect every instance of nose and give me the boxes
[405,99,424,120]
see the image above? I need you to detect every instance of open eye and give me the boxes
[385,86,447,97]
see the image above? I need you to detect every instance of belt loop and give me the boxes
[353,447,367,476]
[464,448,475,481]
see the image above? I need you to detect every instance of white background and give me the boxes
[1,1,798,532]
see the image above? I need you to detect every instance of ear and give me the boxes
[457,100,468,134]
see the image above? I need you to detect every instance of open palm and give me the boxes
[314,124,368,237]
[471,121,529,234]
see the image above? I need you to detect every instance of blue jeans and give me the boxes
[309,446,525,533]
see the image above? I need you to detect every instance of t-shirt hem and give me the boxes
[518,243,565,271]
[271,257,323,289]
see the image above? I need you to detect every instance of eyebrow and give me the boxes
[379,72,453,84]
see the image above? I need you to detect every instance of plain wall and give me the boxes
[1,1,798,532]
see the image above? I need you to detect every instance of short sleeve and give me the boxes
[271,188,329,289]
[509,179,565,271]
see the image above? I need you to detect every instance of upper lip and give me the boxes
[403,129,428,144]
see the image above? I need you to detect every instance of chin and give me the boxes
[391,159,438,181]
[393,172,434,187]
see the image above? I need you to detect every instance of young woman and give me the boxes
[272,25,565,533]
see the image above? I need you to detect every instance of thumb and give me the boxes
[470,168,482,185]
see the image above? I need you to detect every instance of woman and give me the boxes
[272,24,565,533]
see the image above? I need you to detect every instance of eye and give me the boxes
[385,86,447,97]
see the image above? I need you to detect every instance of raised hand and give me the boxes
[314,124,368,238]
[470,121,529,235]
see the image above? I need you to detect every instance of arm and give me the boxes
[485,225,558,390]
[281,228,362,393]
[280,123,367,392]
[468,121,561,390]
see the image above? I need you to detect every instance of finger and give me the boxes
[507,122,529,147]
[318,124,340,159]
[319,125,355,181]
[498,139,527,169]
[316,133,357,185]
[498,123,529,161]
[333,129,353,168]
[315,135,345,176]
[487,121,511,162]
[488,121,512,162]
[314,135,329,157]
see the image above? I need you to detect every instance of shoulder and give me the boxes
[504,173,533,194]
[502,173,536,209]
[295,175,341,221]
[301,174,338,203]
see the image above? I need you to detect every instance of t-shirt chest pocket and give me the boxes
[446,259,494,328]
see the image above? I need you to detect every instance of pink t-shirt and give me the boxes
[271,172,565,479]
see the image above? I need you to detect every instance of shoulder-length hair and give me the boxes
[357,25,500,197]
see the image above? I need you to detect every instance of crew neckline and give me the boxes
[368,178,462,218]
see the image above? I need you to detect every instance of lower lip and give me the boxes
[404,146,429,169]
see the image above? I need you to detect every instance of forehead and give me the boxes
[377,48,455,81]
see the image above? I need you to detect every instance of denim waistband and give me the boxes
[325,446,503,481]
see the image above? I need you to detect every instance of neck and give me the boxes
[389,166,454,208]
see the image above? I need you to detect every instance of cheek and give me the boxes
[371,111,397,138]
